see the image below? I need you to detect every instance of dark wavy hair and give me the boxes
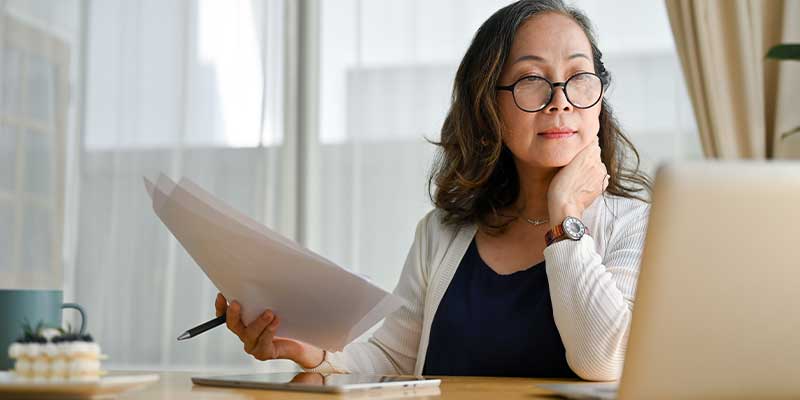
[428,0,652,234]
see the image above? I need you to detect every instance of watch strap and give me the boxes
[544,224,565,246]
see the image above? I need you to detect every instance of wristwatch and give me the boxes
[545,216,588,246]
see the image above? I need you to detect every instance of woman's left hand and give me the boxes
[547,135,609,226]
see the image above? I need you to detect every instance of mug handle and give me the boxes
[61,303,87,335]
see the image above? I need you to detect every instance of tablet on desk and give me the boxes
[192,372,441,393]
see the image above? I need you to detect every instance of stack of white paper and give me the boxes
[144,174,403,351]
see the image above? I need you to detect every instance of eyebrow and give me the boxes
[512,53,591,64]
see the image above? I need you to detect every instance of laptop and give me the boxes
[540,161,800,399]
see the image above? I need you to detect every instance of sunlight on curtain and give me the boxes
[195,0,265,147]
[76,0,295,371]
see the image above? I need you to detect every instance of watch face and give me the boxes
[563,217,585,240]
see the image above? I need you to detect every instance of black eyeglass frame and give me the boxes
[495,71,604,113]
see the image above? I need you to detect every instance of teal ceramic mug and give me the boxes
[0,289,86,370]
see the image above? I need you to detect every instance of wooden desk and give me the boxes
[117,371,584,399]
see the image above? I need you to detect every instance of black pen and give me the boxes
[177,314,226,341]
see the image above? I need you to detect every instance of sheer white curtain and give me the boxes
[307,0,701,301]
[72,0,297,371]
[3,0,317,372]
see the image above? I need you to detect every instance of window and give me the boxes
[0,10,70,290]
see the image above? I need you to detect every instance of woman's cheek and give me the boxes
[581,111,601,142]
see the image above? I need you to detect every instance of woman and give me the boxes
[215,0,651,381]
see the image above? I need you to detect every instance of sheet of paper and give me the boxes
[150,174,327,270]
[144,175,404,351]
[175,177,337,269]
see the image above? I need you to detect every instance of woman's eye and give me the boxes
[519,72,545,80]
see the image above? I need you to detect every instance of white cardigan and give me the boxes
[307,194,650,381]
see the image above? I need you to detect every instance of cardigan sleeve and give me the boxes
[305,212,433,374]
[542,197,650,381]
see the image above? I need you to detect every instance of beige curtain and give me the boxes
[665,0,800,159]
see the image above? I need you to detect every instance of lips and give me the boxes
[538,127,577,139]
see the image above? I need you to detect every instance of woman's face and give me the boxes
[497,12,602,169]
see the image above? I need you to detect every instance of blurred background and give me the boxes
[1,0,704,371]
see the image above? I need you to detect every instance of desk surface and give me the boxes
[118,371,586,399]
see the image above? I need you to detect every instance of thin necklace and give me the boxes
[497,212,549,226]
[523,217,549,226]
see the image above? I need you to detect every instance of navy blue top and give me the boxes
[422,238,578,378]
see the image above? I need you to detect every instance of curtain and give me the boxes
[665,0,800,159]
[71,0,298,371]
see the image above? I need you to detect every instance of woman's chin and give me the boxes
[530,153,577,168]
[510,146,581,169]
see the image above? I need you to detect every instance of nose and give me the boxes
[545,84,572,113]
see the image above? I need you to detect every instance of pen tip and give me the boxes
[176,332,190,341]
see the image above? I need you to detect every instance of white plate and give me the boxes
[0,372,159,399]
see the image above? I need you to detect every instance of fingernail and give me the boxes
[262,312,271,321]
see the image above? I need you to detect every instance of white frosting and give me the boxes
[14,359,31,373]
[67,358,101,381]
[50,358,67,374]
[23,344,41,358]
[22,343,36,358]
[32,359,50,372]
[8,343,22,359]
[68,359,100,372]
[63,341,100,357]
[43,343,59,358]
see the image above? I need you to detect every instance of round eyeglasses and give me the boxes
[496,72,603,113]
